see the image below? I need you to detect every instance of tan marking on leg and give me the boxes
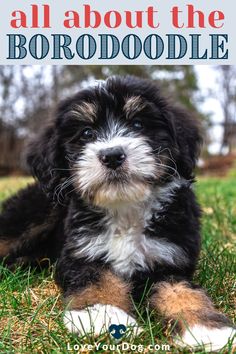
[66,271,133,314]
[0,222,51,258]
[0,216,55,261]
[25,222,52,239]
[0,240,13,257]
[150,281,229,332]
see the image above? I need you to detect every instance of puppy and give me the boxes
[0,76,235,351]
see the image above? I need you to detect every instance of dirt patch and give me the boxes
[198,154,236,176]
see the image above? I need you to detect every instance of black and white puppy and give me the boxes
[0,76,235,351]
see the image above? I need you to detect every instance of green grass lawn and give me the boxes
[0,177,235,353]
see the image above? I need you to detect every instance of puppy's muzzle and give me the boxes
[99,146,126,170]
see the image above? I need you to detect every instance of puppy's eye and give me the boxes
[80,128,95,141]
[132,119,143,130]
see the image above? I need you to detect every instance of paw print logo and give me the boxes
[109,324,127,339]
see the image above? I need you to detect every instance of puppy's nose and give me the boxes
[99,147,126,169]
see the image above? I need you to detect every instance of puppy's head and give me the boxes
[27,76,202,207]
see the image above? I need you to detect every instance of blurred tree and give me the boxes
[215,66,236,154]
[58,65,200,113]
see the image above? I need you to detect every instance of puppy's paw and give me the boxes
[64,304,140,336]
[174,325,236,352]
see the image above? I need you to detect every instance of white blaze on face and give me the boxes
[74,135,157,207]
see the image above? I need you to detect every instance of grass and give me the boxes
[0,176,235,353]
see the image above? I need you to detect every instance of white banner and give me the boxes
[0,0,234,64]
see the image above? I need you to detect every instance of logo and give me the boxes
[109,324,127,339]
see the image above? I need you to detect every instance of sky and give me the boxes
[195,65,224,154]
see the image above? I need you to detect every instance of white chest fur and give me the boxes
[73,181,188,277]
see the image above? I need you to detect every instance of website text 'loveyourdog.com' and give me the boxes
[66,341,171,352]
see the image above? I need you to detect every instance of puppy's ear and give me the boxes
[169,106,203,179]
[26,124,64,199]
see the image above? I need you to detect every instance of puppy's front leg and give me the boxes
[55,260,138,336]
[150,280,236,352]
